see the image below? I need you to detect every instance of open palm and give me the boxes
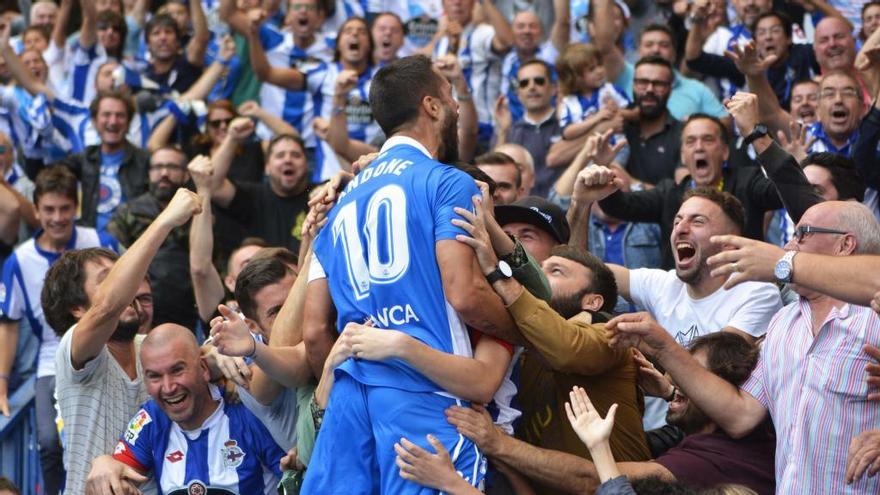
[565,386,618,450]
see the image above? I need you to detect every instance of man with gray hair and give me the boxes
[608,200,880,493]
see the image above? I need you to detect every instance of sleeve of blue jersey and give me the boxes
[98,231,121,253]
[118,402,158,472]
[0,255,21,320]
[432,167,481,242]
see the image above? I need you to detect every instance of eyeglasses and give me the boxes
[97,22,123,32]
[633,78,672,90]
[819,87,859,100]
[208,118,233,129]
[289,3,318,11]
[150,163,185,172]
[518,76,547,89]
[793,225,848,243]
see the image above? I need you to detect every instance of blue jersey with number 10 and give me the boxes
[312,138,480,393]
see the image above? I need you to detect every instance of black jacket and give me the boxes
[53,142,151,227]
[599,142,822,268]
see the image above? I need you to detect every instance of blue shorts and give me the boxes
[301,373,486,494]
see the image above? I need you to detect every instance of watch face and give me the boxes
[774,262,791,281]
[499,260,513,277]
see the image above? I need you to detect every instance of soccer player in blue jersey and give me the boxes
[87,324,285,494]
[301,55,520,494]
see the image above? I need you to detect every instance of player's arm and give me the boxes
[346,323,513,404]
[301,277,337,378]
[247,26,306,90]
[70,190,202,369]
[437,240,524,346]
[482,0,514,54]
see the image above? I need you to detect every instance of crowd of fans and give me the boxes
[0,0,879,493]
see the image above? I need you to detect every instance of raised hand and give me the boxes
[493,95,512,133]
[605,311,675,355]
[452,193,500,276]
[312,117,330,141]
[210,304,257,358]
[434,54,464,84]
[237,100,261,117]
[776,121,816,163]
[724,92,761,138]
[725,41,777,77]
[227,116,255,142]
[334,69,359,98]
[632,349,674,399]
[592,128,627,167]
[187,154,213,192]
[158,188,202,228]
[865,344,880,401]
[571,163,624,205]
[706,235,784,289]
[565,386,618,451]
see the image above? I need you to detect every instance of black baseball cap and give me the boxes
[494,197,571,244]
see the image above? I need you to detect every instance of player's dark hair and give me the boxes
[751,11,793,40]
[235,256,295,324]
[801,152,866,202]
[682,188,746,235]
[370,55,445,136]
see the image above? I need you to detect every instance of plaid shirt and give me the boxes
[743,298,880,493]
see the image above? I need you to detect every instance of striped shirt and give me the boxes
[56,327,151,495]
[742,299,880,493]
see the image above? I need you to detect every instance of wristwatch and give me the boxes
[774,250,798,284]
[486,260,513,284]
[743,123,769,146]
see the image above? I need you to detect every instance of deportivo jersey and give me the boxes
[113,395,284,495]
[558,82,630,129]
[500,43,559,122]
[256,24,333,145]
[0,226,118,378]
[366,0,443,56]
[433,23,503,131]
[310,137,480,393]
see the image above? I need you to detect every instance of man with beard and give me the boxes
[206,118,314,253]
[446,332,775,494]
[85,324,285,494]
[44,187,202,495]
[622,56,682,185]
[107,149,203,328]
[0,166,117,495]
[441,227,649,493]
[300,55,518,494]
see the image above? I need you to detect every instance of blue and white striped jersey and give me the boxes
[0,226,118,378]
[113,395,284,495]
[365,0,444,56]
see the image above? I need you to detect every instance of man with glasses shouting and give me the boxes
[107,148,203,329]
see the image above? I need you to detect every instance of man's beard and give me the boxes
[437,109,459,164]
[635,92,666,120]
[109,317,141,342]
[667,402,713,435]
[550,289,586,319]
[149,181,177,203]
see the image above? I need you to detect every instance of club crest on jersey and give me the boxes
[187,480,207,495]
[124,409,152,444]
[221,440,245,469]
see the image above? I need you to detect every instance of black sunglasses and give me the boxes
[793,225,848,243]
[208,118,233,129]
[97,22,123,32]
[518,76,547,89]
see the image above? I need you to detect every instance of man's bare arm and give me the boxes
[301,278,337,378]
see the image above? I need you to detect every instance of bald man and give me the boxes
[86,324,285,494]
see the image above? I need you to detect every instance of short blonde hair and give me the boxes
[555,44,603,96]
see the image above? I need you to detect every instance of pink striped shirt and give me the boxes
[742,299,880,493]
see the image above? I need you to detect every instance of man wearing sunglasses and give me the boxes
[497,59,565,198]
[107,146,200,329]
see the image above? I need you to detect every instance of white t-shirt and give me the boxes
[628,268,782,430]
[628,268,782,346]
[55,326,151,495]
